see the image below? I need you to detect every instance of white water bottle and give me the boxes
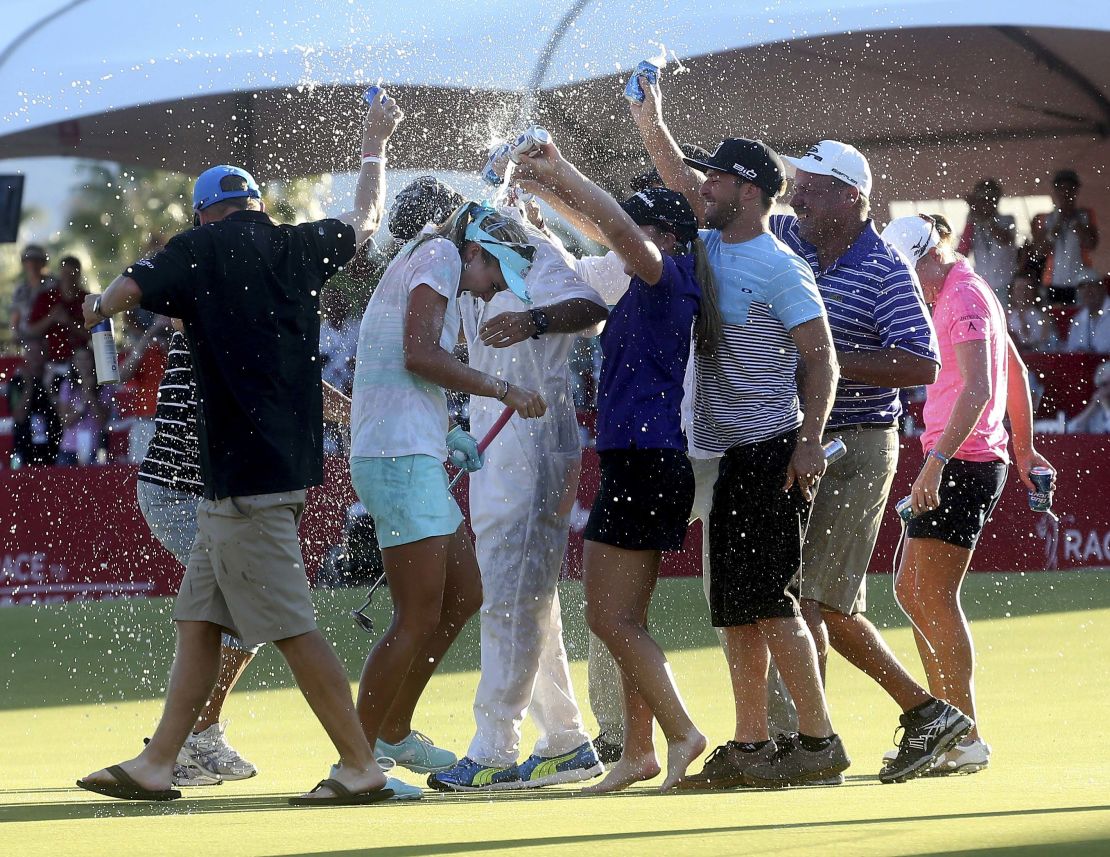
[91,319,120,384]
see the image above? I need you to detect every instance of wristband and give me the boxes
[927,448,951,466]
[361,155,385,165]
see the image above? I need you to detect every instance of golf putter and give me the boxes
[352,571,388,634]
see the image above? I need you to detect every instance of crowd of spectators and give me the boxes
[3,240,373,469]
[4,164,1110,468]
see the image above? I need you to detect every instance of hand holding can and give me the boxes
[1028,466,1055,513]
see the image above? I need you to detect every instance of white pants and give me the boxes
[586,455,798,737]
[467,429,590,767]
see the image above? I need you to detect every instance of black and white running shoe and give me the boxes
[879,699,973,784]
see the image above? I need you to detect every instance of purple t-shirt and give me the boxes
[596,253,701,451]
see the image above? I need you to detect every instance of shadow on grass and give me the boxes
[3,572,1108,710]
[3,786,1106,839]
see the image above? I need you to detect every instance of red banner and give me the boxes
[2,435,1107,605]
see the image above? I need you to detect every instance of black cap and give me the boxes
[1053,168,1081,188]
[684,138,787,198]
[20,244,47,262]
[621,187,698,242]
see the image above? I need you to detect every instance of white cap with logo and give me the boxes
[880,215,941,264]
[785,140,873,197]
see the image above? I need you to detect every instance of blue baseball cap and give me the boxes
[193,165,261,212]
[464,212,535,303]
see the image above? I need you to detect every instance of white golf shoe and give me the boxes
[182,721,258,780]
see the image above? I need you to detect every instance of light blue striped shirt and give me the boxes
[770,216,939,427]
[693,230,825,453]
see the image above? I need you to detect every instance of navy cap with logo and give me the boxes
[620,187,699,242]
[193,165,262,212]
[683,138,787,198]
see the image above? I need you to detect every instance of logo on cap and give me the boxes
[733,164,759,181]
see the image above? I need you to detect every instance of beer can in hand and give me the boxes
[895,495,915,522]
[509,126,551,164]
[481,141,513,186]
[362,85,384,106]
[91,319,120,385]
[1028,466,1054,513]
[823,438,847,464]
[624,59,662,102]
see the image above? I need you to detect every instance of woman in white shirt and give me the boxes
[348,202,546,779]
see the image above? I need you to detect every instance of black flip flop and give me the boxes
[76,765,182,802]
[288,778,394,807]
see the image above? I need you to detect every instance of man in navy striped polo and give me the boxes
[771,141,974,780]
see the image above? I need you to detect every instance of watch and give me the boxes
[529,308,550,339]
[92,295,105,319]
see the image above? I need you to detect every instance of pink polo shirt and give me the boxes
[921,258,1010,463]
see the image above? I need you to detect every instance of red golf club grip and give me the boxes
[449,405,515,488]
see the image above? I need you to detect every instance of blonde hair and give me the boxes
[408,201,531,258]
[692,237,722,355]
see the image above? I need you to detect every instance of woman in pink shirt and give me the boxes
[881,215,1055,775]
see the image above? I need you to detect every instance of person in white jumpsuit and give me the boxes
[428,210,611,791]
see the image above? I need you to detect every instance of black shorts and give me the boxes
[907,457,1008,550]
[584,448,694,551]
[708,428,811,628]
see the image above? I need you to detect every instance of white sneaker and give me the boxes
[182,721,258,780]
[172,757,223,787]
[927,739,991,776]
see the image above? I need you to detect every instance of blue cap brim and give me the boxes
[480,240,532,303]
[464,219,534,304]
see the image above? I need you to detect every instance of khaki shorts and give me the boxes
[798,425,899,615]
[173,490,317,647]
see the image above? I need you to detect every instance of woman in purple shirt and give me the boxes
[516,142,721,794]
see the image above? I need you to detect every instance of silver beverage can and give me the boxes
[624,59,661,102]
[509,126,551,163]
[481,141,512,186]
[823,438,847,464]
[895,495,915,522]
[1028,466,1054,513]
[91,318,120,384]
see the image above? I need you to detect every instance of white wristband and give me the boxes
[361,155,385,165]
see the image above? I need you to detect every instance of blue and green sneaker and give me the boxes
[426,757,521,792]
[375,731,457,774]
[512,742,604,789]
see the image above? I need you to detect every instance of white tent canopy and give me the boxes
[2,0,1110,256]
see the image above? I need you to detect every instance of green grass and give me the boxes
[3,573,1110,856]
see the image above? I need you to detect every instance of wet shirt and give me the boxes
[137,331,204,495]
[771,215,938,428]
[922,259,1011,463]
[350,236,462,461]
[128,210,356,499]
[594,253,700,452]
[693,230,825,453]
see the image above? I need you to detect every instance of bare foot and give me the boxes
[581,755,661,795]
[660,731,707,791]
[80,756,173,792]
[297,760,387,801]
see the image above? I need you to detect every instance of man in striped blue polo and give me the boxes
[771,141,974,780]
